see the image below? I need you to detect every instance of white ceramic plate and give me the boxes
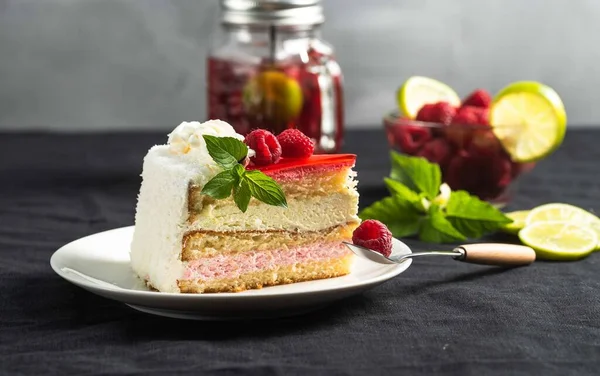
[50,227,412,320]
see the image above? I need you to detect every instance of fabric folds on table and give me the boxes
[1,130,599,376]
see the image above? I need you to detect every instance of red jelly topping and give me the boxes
[246,154,356,173]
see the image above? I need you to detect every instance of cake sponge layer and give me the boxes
[182,223,357,259]
[187,192,359,232]
[178,254,353,293]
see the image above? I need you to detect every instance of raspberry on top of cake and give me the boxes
[130,120,360,293]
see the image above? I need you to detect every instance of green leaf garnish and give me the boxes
[384,178,424,212]
[233,179,251,213]
[203,135,248,169]
[445,190,512,238]
[201,170,236,199]
[360,196,422,238]
[245,170,287,208]
[359,151,512,243]
[200,136,287,212]
[390,152,441,199]
[419,205,466,243]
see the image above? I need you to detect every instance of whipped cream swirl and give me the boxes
[167,120,246,158]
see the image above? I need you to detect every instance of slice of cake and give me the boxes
[130,120,360,293]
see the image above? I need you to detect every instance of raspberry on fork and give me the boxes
[352,219,393,257]
[244,129,282,166]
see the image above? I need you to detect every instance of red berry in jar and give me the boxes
[461,89,492,109]
[416,138,453,168]
[452,106,490,126]
[416,102,457,125]
[445,151,513,200]
[468,129,502,157]
[389,122,432,154]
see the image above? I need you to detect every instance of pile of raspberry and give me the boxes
[388,90,533,200]
[244,128,315,166]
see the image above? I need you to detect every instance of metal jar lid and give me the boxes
[220,0,324,26]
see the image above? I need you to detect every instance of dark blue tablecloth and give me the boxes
[1,129,599,375]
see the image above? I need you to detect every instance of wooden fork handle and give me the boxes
[456,243,536,266]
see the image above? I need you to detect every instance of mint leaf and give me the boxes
[445,190,512,238]
[384,177,421,202]
[420,205,466,243]
[232,163,245,183]
[201,170,236,199]
[390,152,441,199]
[233,179,251,213]
[384,178,430,213]
[203,135,248,169]
[359,196,422,238]
[230,164,251,212]
[244,170,287,208]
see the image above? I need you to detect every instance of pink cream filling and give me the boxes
[182,242,351,281]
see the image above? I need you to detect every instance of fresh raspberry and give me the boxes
[444,126,472,148]
[416,138,453,167]
[452,106,490,126]
[276,129,315,158]
[390,124,432,154]
[416,102,457,125]
[352,219,393,257]
[444,151,512,200]
[461,89,492,108]
[468,129,502,157]
[244,129,282,166]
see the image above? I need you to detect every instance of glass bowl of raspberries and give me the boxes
[384,90,536,207]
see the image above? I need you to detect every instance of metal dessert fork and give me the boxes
[343,242,536,266]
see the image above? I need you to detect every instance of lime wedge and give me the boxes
[526,203,600,250]
[500,210,530,235]
[519,221,597,260]
[397,76,461,119]
[490,81,566,163]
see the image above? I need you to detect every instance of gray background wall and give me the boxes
[0,0,598,132]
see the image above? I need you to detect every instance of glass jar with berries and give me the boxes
[207,0,344,153]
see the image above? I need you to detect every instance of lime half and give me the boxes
[500,210,530,235]
[490,81,566,163]
[397,76,461,119]
[526,203,600,250]
[519,221,597,260]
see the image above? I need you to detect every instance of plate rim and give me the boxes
[50,226,412,301]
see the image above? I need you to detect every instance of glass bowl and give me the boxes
[383,110,536,207]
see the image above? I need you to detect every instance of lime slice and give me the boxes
[396,76,461,119]
[526,203,600,250]
[519,221,597,260]
[500,210,530,235]
[243,70,303,125]
[490,81,566,163]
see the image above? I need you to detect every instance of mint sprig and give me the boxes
[390,152,441,199]
[445,190,511,238]
[201,170,237,199]
[359,151,512,243]
[203,135,248,169]
[200,136,287,212]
